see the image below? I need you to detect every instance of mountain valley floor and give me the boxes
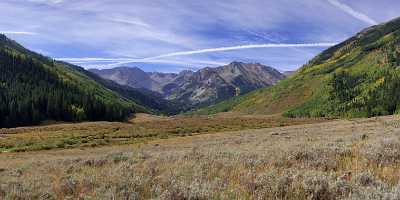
[2,114,400,199]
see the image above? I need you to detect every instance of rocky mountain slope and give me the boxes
[90,62,285,107]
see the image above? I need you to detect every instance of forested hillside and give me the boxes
[67,63,183,115]
[196,17,400,118]
[0,35,137,127]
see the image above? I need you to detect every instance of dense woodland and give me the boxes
[326,68,400,117]
[284,57,400,118]
[0,48,133,128]
[285,18,400,118]
[65,62,182,115]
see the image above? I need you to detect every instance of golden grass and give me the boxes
[3,115,400,199]
[0,113,324,152]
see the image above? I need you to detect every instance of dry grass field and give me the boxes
[0,113,323,152]
[2,115,400,199]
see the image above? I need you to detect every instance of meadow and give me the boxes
[0,113,322,152]
[2,114,400,199]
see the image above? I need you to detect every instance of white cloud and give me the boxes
[57,42,336,69]
[58,57,133,62]
[108,17,151,28]
[57,57,227,66]
[0,31,37,35]
[27,0,63,4]
[4,0,395,72]
[327,0,377,25]
[59,57,228,70]
[143,43,338,60]
[58,43,337,64]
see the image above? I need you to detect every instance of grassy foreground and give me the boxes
[2,115,400,199]
[0,113,323,152]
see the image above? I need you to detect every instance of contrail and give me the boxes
[0,31,37,35]
[59,57,227,66]
[327,0,377,25]
[143,43,337,60]
[58,42,337,66]
[58,58,133,62]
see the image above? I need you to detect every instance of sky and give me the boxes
[1,0,400,72]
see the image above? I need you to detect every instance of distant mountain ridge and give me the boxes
[90,62,285,107]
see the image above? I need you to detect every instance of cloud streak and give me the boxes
[27,0,63,4]
[0,31,37,35]
[327,0,377,25]
[5,0,394,72]
[58,57,228,70]
[58,42,337,63]
[143,43,337,60]
[58,42,337,69]
[58,57,227,66]
[108,18,151,28]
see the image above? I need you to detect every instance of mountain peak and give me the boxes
[0,34,7,41]
[0,34,23,48]
[178,69,194,76]
[229,61,244,65]
[229,61,264,66]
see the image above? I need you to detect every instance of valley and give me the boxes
[2,1,400,199]
[0,113,323,152]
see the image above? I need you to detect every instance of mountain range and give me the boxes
[90,62,285,107]
[197,16,400,118]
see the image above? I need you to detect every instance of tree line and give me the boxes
[0,49,133,128]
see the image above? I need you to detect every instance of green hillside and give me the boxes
[196,17,400,118]
[62,62,183,115]
[0,35,148,127]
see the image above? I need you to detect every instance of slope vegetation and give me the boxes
[198,17,400,118]
[69,63,181,114]
[0,35,171,127]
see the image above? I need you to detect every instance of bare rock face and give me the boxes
[89,67,155,91]
[90,62,285,107]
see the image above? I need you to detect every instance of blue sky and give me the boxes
[1,0,400,72]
